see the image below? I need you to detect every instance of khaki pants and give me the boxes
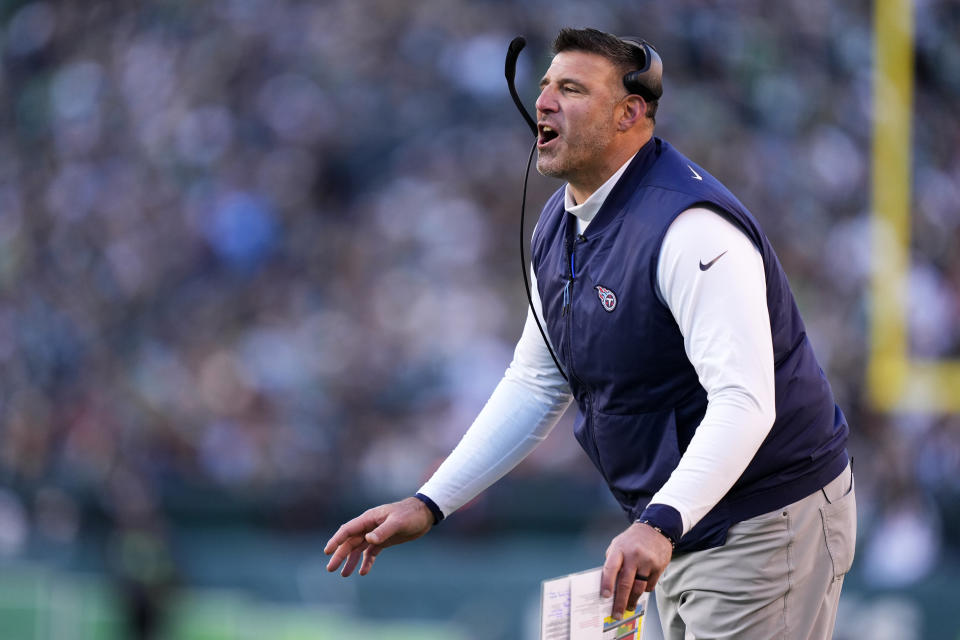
[645,465,856,640]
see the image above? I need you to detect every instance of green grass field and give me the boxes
[0,563,466,640]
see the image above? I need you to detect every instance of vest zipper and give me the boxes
[562,232,588,378]
[565,232,607,481]
[562,233,586,317]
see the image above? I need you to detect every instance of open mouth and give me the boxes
[538,124,559,147]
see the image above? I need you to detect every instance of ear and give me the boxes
[617,95,647,131]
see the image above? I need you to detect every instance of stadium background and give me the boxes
[0,0,957,638]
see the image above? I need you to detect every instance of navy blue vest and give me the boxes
[531,138,849,552]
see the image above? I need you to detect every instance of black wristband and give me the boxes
[637,519,677,549]
[635,503,683,549]
[414,493,444,525]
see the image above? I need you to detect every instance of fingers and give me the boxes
[626,576,647,612]
[612,563,638,620]
[340,546,366,577]
[644,567,663,592]
[324,512,380,555]
[325,508,389,575]
[325,534,383,577]
[600,549,622,600]
[365,513,401,546]
[601,546,642,618]
[325,534,366,573]
[359,545,383,576]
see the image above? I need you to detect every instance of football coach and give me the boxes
[326,27,856,640]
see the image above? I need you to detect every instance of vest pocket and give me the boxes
[590,408,682,501]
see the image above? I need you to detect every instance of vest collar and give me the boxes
[564,153,635,225]
[565,137,663,238]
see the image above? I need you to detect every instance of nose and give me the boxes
[535,85,558,115]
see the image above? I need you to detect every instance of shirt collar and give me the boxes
[564,152,639,224]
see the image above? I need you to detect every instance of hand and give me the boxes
[324,497,434,577]
[600,522,673,620]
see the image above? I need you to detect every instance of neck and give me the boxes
[568,131,652,204]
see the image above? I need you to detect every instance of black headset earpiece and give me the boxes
[619,38,663,102]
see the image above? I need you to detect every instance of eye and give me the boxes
[562,86,581,94]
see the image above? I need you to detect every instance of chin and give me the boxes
[536,157,567,179]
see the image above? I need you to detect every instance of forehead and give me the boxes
[541,50,620,87]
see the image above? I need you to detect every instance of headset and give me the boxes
[503,34,664,381]
[620,38,663,102]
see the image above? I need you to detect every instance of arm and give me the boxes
[602,206,776,617]
[417,270,572,516]
[325,271,572,576]
[643,207,775,536]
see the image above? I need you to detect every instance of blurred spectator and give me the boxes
[0,0,956,581]
[105,465,177,640]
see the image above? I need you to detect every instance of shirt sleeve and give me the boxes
[417,269,573,517]
[641,207,777,537]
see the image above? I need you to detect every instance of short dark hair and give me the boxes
[552,27,659,122]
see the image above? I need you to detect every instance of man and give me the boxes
[325,28,856,639]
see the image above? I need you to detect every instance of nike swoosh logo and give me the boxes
[699,250,727,271]
[688,164,703,181]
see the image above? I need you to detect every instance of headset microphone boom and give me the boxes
[504,36,569,381]
[504,37,538,136]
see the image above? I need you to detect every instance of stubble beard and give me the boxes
[536,123,614,185]
[536,150,566,179]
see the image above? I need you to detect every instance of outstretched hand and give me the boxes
[324,497,434,577]
[600,522,673,620]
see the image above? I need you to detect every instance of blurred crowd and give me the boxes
[0,0,958,591]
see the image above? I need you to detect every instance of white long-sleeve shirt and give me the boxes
[419,155,776,537]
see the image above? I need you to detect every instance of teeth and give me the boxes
[542,125,553,132]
